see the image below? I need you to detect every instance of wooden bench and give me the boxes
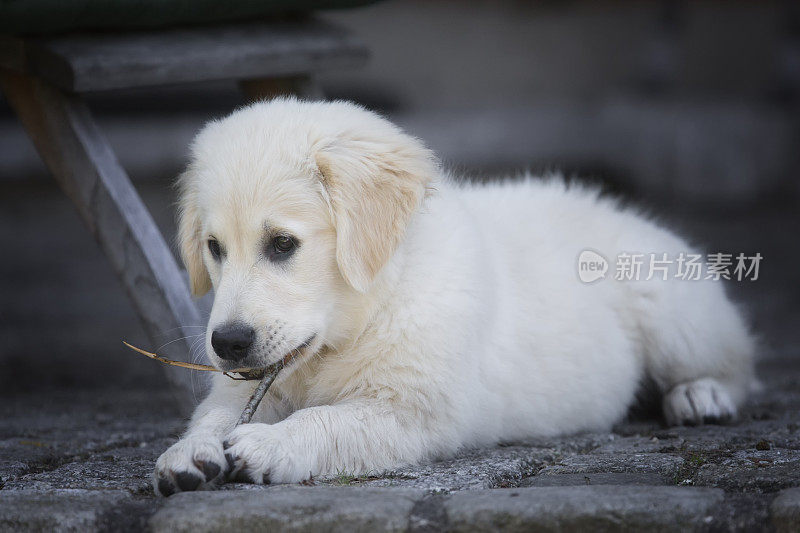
[0,17,368,413]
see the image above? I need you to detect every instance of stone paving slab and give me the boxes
[693,450,800,493]
[771,487,800,533]
[336,445,553,491]
[2,450,161,495]
[519,472,670,487]
[149,486,423,533]
[536,452,685,479]
[443,486,724,532]
[0,489,143,532]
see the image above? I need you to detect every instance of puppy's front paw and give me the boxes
[154,434,227,496]
[223,423,311,484]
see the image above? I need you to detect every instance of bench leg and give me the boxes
[1,69,202,414]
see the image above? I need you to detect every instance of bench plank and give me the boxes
[0,17,367,92]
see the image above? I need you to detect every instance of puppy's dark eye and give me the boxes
[208,239,222,260]
[273,235,296,254]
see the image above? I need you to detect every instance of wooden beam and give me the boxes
[0,69,203,414]
[0,18,368,92]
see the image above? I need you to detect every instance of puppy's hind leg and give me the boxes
[636,281,756,426]
[663,377,738,426]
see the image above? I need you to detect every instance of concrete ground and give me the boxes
[1,356,799,531]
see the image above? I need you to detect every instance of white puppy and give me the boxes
[154,98,755,495]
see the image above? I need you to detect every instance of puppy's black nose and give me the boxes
[211,323,254,361]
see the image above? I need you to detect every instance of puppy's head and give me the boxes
[177,98,436,370]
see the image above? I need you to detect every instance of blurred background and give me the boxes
[1,0,798,395]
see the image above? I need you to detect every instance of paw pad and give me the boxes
[157,477,176,497]
[175,471,202,492]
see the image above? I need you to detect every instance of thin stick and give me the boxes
[236,363,283,425]
[123,340,288,423]
[123,341,254,374]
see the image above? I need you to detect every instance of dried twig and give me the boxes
[123,341,287,424]
[123,341,254,374]
[236,364,283,425]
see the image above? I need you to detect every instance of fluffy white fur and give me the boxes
[154,98,755,495]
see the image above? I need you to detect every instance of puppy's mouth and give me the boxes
[233,335,316,380]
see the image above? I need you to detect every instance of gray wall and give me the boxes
[1,0,797,392]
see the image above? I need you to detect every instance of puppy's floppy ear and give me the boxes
[176,170,212,296]
[315,128,436,293]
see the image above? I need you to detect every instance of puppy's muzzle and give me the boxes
[211,322,254,362]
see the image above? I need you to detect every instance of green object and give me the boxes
[0,0,381,35]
